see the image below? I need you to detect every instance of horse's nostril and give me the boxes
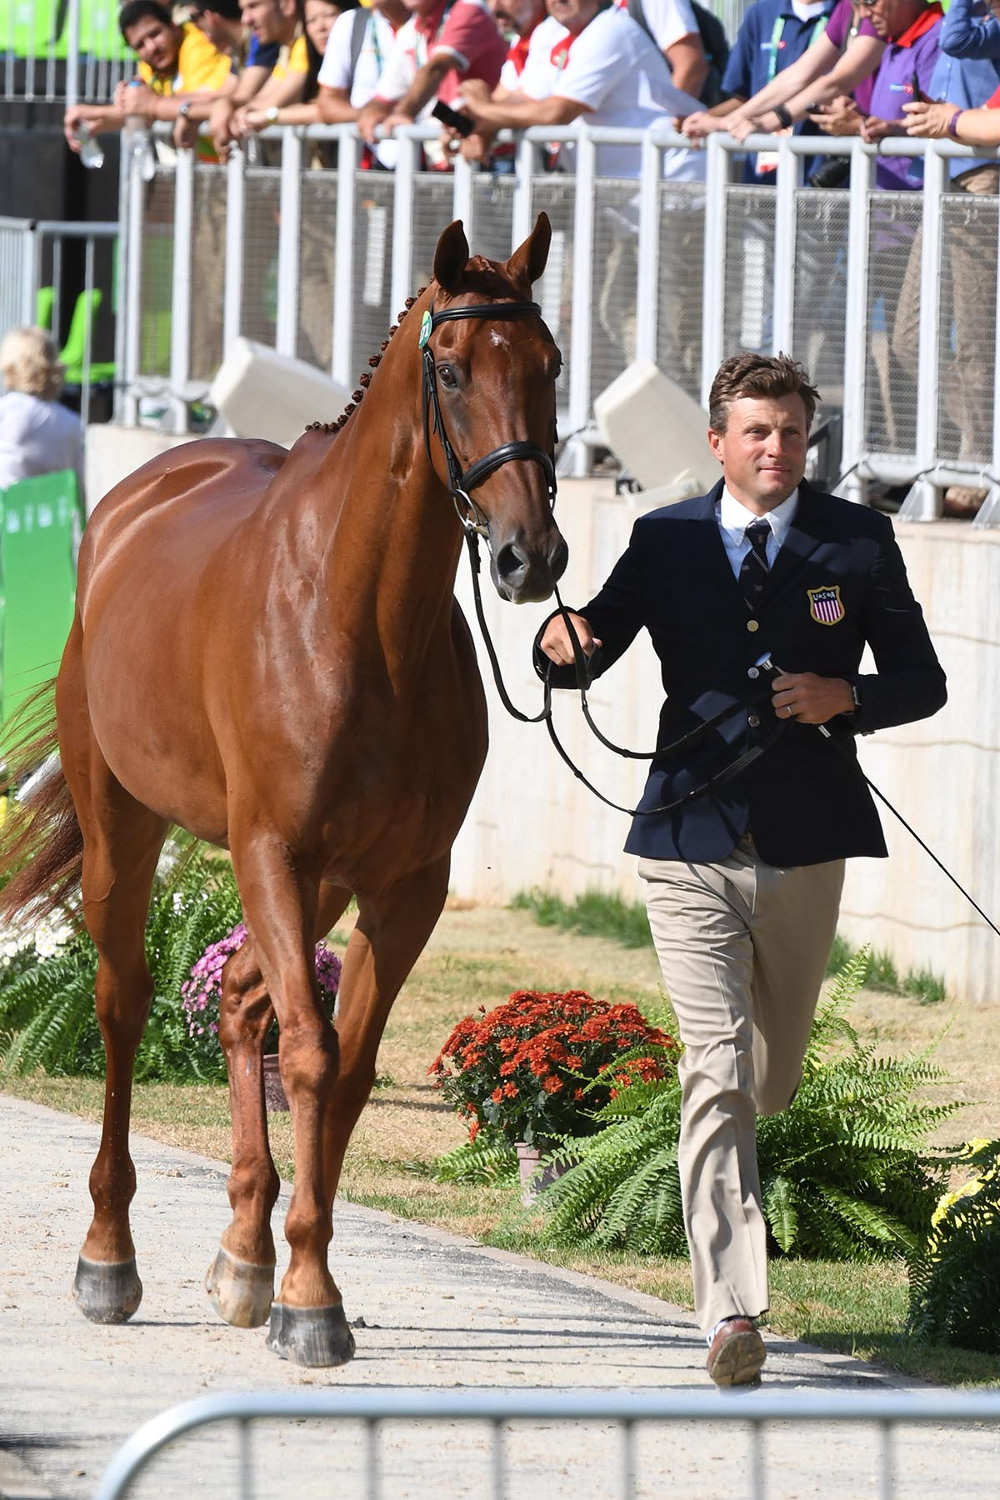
[496,542,528,582]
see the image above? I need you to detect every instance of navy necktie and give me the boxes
[739,518,771,610]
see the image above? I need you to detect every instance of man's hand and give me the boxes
[681,110,725,141]
[771,672,854,724]
[209,97,237,158]
[358,101,387,145]
[860,114,901,145]
[539,612,601,666]
[902,99,953,139]
[809,96,863,136]
[382,109,415,136]
[114,79,158,119]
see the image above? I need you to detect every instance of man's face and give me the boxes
[858,0,920,41]
[545,0,600,33]
[189,7,230,48]
[707,393,809,513]
[124,16,182,73]
[240,0,293,42]
[491,0,546,35]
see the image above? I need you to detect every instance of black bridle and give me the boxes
[417,294,783,814]
[419,298,557,539]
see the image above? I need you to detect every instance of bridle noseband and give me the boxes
[419,299,558,538]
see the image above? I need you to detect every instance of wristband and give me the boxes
[773,104,793,129]
[947,108,963,140]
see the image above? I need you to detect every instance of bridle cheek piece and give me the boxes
[419,299,558,540]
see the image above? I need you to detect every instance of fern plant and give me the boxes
[907,1139,1000,1352]
[531,951,959,1262]
[0,844,243,1082]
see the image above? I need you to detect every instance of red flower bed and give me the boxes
[429,989,678,1146]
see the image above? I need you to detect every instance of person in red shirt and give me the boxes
[358,0,507,145]
[452,0,549,163]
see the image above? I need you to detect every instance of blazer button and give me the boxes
[746,619,760,633]
[748,713,761,728]
[747,666,760,679]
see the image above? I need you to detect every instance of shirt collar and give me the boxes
[718,485,799,549]
[892,3,943,48]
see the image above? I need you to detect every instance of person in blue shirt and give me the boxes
[682,0,835,178]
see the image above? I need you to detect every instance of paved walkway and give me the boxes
[1,1095,996,1499]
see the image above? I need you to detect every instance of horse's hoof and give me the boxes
[205,1246,275,1328]
[266,1300,356,1367]
[73,1254,143,1324]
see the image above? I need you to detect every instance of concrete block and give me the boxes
[593,358,716,499]
[209,338,350,448]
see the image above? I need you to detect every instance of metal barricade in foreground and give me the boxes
[94,1387,1000,1500]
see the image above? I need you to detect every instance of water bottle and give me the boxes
[123,78,157,182]
[77,122,105,171]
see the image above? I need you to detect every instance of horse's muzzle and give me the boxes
[493,530,569,604]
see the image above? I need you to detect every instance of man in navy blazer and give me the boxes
[538,351,946,1387]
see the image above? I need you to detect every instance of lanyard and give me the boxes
[765,10,828,85]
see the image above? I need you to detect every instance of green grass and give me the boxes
[511,887,950,997]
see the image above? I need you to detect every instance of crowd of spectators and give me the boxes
[58,0,1000,511]
[60,1,1000,191]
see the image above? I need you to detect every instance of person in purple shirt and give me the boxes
[720,0,884,142]
[859,0,943,189]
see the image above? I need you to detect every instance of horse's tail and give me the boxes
[0,683,84,927]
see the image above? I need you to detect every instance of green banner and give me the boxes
[0,469,82,723]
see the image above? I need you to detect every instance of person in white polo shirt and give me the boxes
[456,0,704,180]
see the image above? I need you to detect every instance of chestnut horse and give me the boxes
[0,216,565,1367]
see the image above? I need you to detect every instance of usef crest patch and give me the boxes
[807,585,845,625]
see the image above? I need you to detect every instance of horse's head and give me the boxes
[424,214,568,604]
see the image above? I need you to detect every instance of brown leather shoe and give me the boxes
[706,1318,766,1387]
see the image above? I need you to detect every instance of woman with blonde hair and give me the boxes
[0,326,84,499]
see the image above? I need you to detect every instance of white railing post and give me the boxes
[169,146,195,434]
[899,141,945,520]
[838,140,874,503]
[512,134,535,251]
[977,157,1000,528]
[121,154,144,429]
[332,128,358,389]
[771,135,801,355]
[224,148,246,359]
[634,132,661,365]
[275,128,303,357]
[567,126,596,475]
[66,0,81,108]
[700,134,729,408]
[391,135,418,319]
[452,152,475,240]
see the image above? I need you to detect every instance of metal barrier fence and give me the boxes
[117,122,1000,524]
[93,1388,1000,1500]
[0,214,118,427]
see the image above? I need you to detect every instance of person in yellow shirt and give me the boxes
[210,0,312,157]
[64,1,235,152]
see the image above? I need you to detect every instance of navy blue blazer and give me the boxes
[536,481,947,867]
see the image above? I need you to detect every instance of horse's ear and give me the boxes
[505,212,551,290]
[434,220,471,293]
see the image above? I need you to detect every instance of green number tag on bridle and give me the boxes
[418,311,433,349]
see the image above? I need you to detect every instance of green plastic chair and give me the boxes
[58,288,116,387]
[35,287,54,331]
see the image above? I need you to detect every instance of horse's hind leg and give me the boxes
[62,694,168,1321]
[207,878,353,1334]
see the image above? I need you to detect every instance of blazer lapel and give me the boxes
[758,484,825,606]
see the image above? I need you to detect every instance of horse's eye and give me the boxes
[437,364,459,389]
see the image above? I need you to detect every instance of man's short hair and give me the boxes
[199,0,244,18]
[708,352,820,434]
[119,1,174,41]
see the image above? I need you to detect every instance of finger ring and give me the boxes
[785,705,792,717]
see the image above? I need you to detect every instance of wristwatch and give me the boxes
[177,100,192,119]
[265,105,280,124]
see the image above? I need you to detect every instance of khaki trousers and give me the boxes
[639,845,845,1333]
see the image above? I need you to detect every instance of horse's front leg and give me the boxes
[229,840,353,1367]
[207,881,353,1331]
